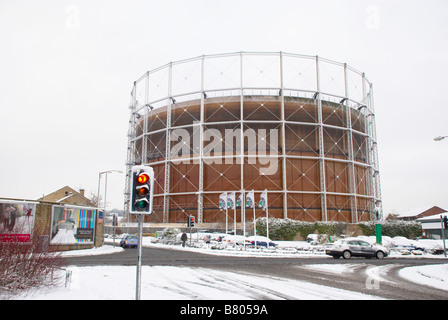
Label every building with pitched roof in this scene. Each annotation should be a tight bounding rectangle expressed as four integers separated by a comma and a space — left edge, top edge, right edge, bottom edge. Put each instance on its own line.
39, 186, 94, 207
393, 206, 446, 221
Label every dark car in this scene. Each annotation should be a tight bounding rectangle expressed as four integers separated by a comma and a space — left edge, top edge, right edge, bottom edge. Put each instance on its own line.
245, 236, 277, 248
120, 234, 138, 248
325, 238, 389, 259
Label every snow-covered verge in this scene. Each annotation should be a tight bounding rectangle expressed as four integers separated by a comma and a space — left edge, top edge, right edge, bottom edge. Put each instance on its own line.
5, 230, 447, 300
399, 264, 448, 291
8, 241, 448, 300
17, 265, 383, 300
60, 244, 124, 257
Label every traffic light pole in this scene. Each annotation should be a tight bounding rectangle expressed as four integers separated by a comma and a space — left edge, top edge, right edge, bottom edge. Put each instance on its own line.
129, 165, 154, 299
135, 214, 143, 300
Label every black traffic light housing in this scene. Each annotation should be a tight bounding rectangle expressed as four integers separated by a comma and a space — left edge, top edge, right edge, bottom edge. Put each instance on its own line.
443, 216, 448, 230
130, 165, 154, 215
187, 215, 195, 228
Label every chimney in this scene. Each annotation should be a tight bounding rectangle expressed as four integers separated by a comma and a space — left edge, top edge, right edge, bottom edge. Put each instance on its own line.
79, 189, 85, 197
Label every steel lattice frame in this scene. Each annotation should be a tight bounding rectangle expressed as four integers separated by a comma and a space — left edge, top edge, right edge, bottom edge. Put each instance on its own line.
125, 52, 382, 224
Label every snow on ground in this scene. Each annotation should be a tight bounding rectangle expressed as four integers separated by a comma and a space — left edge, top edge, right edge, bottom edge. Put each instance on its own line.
11, 234, 448, 300
399, 264, 448, 291
19, 265, 383, 300
300, 263, 402, 288
60, 244, 124, 257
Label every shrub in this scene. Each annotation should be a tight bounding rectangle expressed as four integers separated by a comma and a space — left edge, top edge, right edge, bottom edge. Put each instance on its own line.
0, 235, 65, 298
359, 220, 422, 239
163, 227, 181, 239
255, 218, 345, 241
256, 217, 422, 241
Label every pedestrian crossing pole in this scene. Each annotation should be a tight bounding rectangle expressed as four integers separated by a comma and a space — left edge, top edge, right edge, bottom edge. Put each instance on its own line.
375, 223, 382, 245
374, 207, 382, 245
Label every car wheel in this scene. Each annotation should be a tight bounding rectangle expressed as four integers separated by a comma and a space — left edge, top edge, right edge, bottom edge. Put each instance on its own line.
376, 251, 385, 259
342, 250, 351, 259
332, 255, 340, 259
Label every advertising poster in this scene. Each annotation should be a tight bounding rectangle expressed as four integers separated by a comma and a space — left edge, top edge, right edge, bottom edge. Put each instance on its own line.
51, 205, 96, 244
0, 200, 36, 242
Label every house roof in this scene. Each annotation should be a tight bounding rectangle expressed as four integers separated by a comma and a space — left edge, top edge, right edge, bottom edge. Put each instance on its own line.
417, 211, 448, 221
396, 206, 434, 218
396, 206, 445, 218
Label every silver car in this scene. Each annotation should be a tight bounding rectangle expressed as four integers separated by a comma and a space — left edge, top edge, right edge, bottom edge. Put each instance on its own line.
325, 238, 389, 259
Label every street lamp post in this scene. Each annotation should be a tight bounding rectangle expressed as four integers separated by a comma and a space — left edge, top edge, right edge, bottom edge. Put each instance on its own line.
97, 170, 123, 247
434, 136, 448, 254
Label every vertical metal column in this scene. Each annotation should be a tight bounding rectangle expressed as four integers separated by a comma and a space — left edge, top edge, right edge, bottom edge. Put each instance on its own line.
198, 55, 205, 224
316, 56, 327, 221
279, 52, 288, 219
163, 63, 173, 223
369, 83, 383, 218
362, 73, 376, 218
240, 52, 245, 225
344, 64, 358, 223
142, 72, 149, 165
124, 83, 137, 219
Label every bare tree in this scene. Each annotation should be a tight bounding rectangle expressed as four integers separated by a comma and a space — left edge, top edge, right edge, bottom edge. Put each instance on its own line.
0, 225, 65, 298
88, 191, 103, 208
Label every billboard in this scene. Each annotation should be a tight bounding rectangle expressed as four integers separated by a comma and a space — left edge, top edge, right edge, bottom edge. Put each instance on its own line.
50, 205, 96, 244
0, 200, 36, 242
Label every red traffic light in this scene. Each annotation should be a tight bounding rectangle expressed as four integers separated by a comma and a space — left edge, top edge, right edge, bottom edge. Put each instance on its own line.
188, 215, 195, 227
130, 165, 154, 215
137, 173, 149, 184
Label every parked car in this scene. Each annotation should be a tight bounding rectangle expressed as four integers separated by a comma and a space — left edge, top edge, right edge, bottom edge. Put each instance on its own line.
392, 236, 425, 252
222, 235, 247, 246
325, 238, 389, 259
245, 236, 277, 248
306, 234, 319, 243
120, 234, 138, 248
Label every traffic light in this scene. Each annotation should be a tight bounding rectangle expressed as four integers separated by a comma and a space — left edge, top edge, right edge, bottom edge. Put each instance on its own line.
130, 165, 154, 214
443, 216, 448, 230
188, 215, 195, 228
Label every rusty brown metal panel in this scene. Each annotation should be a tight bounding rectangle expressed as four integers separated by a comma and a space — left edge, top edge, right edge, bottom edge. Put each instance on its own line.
138, 95, 373, 224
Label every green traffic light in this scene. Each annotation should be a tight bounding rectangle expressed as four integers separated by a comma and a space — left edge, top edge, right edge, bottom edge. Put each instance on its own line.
136, 200, 147, 209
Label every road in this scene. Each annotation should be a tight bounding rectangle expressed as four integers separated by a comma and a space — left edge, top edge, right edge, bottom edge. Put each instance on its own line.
68, 246, 448, 300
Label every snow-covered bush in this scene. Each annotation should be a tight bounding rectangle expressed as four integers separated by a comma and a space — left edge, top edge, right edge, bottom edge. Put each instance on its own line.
162, 227, 181, 239
255, 217, 346, 241
255, 217, 422, 241
359, 220, 422, 239
0, 235, 65, 298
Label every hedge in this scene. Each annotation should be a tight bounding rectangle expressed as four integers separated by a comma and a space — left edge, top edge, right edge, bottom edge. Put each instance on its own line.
358, 220, 422, 239
255, 217, 422, 240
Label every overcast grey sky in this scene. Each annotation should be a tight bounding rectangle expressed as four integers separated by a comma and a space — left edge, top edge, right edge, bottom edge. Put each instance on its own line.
1, 0, 447, 215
